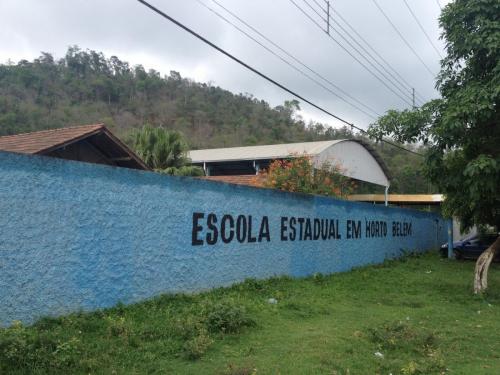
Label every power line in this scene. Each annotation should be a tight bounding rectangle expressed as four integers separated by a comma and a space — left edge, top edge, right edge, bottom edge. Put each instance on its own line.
332, 9, 428, 104
309, 0, 331, 34
435, 0, 443, 11
195, 0, 380, 119
371, 0, 436, 78
311, 1, 426, 106
136, 0, 423, 157
301, 0, 330, 23
205, 0, 380, 118
289, 0, 415, 107
311, 0, 328, 14
300, 0, 425, 107
307, 0, 428, 104
402, 0, 443, 59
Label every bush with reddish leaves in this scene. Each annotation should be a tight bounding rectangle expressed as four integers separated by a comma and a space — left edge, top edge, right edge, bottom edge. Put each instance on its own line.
257, 154, 355, 198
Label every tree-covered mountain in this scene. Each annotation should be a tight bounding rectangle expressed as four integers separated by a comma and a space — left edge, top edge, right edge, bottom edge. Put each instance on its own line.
0, 46, 430, 193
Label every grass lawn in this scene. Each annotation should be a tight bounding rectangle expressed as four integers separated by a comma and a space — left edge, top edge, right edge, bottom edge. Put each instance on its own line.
1, 252, 499, 374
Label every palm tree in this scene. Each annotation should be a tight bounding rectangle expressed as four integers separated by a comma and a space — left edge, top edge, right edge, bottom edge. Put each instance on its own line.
133, 125, 203, 176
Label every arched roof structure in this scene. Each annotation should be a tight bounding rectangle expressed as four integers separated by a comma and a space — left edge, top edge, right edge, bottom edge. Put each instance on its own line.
189, 139, 390, 187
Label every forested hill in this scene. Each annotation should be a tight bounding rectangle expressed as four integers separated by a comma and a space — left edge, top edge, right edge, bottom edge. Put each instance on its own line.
0, 47, 429, 193
0, 46, 331, 146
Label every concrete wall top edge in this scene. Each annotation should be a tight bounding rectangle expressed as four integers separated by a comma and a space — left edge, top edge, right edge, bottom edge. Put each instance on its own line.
0, 150, 441, 219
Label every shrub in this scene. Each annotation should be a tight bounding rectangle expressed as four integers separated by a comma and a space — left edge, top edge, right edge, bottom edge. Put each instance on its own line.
175, 299, 255, 360
52, 337, 81, 368
257, 154, 355, 198
369, 321, 437, 352
203, 300, 255, 334
312, 272, 326, 284
105, 315, 129, 338
182, 329, 213, 360
368, 321, 445, 374
175, 315, 205, 340
0, 321, 80, 371
240, 278, 266, 291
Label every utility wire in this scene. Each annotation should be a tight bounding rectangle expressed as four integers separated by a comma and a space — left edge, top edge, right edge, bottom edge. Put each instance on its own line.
307, 0, 427, 104
311, 0, 327, 13
304, 0, 425, 107
289, 0, 415, 107
333, 9, 428, 104
402, 0, 443, 59
302, 0, 330, 22
324, 10, 425, 104
300, 0, 422, 107
136, 0, 423, 156
196, 0, 380, 119
371, 0, 436, 77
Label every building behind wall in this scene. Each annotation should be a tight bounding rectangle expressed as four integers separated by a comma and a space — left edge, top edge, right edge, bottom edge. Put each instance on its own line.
188, 139, 391, 194
0, 124, 149, 170
349, 194, 477, 241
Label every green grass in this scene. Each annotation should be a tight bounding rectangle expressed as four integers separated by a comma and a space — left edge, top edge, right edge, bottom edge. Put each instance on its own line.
1, 252, 500, 374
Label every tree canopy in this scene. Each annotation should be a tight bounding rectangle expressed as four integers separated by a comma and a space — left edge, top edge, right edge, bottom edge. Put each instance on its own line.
133, 125, 203, 176
0, 46, 429, 193
369, 0, 499, 231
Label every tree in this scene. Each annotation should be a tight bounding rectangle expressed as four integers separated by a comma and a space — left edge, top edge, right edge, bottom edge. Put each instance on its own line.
368, 0, 499, 293
133, 125, 203, 176
0, 46, 429, 193
257, 155, 355, 198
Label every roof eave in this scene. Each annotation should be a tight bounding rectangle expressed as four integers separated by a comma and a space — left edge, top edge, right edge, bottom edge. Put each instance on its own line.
29, 124, 150, 171
100, 127, 151, 171
33, 126, 105, 155
190, 153, 315, 164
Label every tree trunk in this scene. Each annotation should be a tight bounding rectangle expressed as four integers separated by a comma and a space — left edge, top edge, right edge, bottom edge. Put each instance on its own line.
474, 236, 500, 293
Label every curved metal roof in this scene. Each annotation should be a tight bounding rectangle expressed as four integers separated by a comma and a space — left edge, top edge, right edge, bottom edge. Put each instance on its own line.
188, 139, 391, 187
189, 140, 342, 162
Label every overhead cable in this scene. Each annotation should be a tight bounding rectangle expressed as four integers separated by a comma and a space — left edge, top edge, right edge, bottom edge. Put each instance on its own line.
302, 0, 423, 106
402, 0, 443, 59
371, 0, 436, 77
307, 0, 428, 104
198, 0, 381, 119
136, 0, 423, 156
289, 0, 415, 107
333, 9, 428, 104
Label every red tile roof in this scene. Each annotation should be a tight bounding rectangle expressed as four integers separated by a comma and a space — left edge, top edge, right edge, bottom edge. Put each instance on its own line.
201, 174, 265, 187
0, 124, 105, 154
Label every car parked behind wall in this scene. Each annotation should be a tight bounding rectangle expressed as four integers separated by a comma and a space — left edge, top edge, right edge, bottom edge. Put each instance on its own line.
440, 233, 499, 260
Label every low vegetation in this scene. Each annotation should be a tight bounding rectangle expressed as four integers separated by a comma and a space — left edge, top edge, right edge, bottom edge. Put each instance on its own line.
258, 155, 355, 198
1, 253, 499, 374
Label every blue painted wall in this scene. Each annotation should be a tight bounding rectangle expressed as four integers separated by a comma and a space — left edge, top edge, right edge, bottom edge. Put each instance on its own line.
0, 151, 447, 325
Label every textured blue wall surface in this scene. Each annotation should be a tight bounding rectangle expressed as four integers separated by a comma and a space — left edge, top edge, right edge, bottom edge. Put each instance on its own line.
0, 151, 447, 325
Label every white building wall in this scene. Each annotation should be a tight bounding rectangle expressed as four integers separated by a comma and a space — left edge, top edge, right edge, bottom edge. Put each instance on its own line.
453, 217, 477, 241
315, 141, 390, 187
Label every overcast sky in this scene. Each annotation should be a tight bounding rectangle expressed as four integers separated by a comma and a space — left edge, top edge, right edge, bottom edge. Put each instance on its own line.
0, 0, 450, 129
